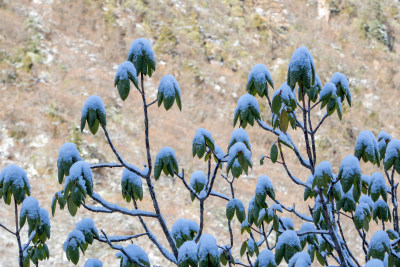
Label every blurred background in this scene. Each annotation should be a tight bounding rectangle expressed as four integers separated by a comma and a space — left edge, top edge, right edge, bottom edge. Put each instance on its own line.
0, 0, 399, 265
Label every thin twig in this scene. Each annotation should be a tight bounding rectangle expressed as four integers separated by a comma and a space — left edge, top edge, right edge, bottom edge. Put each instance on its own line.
0, 222, 15, 235
146, 98, 158, 107
100, 229, 145, 267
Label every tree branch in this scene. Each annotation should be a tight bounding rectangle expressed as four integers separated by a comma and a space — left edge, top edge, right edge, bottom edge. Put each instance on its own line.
100, 229, 145, 267
91, 193, 158, 217
0, 221, 15, 235
90, 163, 123, 169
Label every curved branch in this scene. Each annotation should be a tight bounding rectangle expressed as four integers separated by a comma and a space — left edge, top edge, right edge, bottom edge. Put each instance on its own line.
91, 193, 158, 218
257, 119, 311, 169
0, 222, 15, 235
96, 233, 147, 243
101, 123, 146, 178
100, 229, 145, 267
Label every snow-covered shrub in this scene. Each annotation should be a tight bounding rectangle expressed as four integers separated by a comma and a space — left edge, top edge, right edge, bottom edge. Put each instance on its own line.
47, 37, 400, 267
0, 165, 51, 266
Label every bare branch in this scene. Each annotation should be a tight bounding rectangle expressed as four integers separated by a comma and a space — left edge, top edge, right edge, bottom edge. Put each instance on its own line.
90, 163, 123, 169
146, 98, 158, 108
91, 193, 158, 218
0, 222, 15, 235
257, 119, 311, 169
313, 113, 328, 134
101, 123, 147, 178
96, 233, 147, 243
100, 229, 145, 267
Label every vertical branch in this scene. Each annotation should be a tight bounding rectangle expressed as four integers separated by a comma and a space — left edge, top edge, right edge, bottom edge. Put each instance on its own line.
300, 85, 314, 173
139, 73, 179, 259
141, 73, 152, 173
390, 168, 399, 232
195, 200, 205, 242
307, 98, 317, 165
14, 199, 23, 267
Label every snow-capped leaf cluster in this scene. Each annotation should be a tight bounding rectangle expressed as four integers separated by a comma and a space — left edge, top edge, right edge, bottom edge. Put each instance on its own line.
226, 198, 245, 223
226, 142, 252, 178
246, 63, 274, 98
127, 38, 156, 77
114, 61, 139, 101
121, 164, 143, 202
233, 93, 261, 128
192, 128, 215, 159
80, 95, 107, 135
0, 164, 30, 204
287, 46, 315, 90
171, 218, 199, 248
157, 74, 182, 111
354, 131, 380, 166
63, 161, 93, 216
154, 147, 179, 180
271, 82, 297, 132
57, 142, 81, 184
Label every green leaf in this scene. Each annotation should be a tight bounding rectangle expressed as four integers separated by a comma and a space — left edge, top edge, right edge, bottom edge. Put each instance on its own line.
279, 109, 289, 133
272, 95, 282, 115
226, 202, 235, 221
240, 241, 247, 257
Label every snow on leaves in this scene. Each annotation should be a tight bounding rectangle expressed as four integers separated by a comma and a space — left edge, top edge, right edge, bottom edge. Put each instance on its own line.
63, 161, 93, 216
330, 72, 351, 106
114, 61, 139, 101
288, 251, 311, 267
255, 175, 275, 206
154, 147, 178, 180
312, 161, 333, 189
354, 131, 380, 167
275, 230, 302, 264
246, 64, 274, 98
84, 258, 103, 267
20, 196, 40, 230
271, 83, 297, 132
197, 234, 219, 266
368, 172, 387, 202
190, 171, 207, 200
226, 198, 245, 223
57, 142, 81, 184
178, 241, 197, 266
116, 243, 150, 267
171, 218, 199, 248
354, 202, 372, 231
127, 38, 156, 77
378, 131, 391, 160
121, 164, 143, 202
373, 199, 391, 223
254, 249, 277, 267
64, 218, 99, 265
192, 128, 215, 159
233, 94, 261, 128
226, 142, 252, 178
367, 230, 391, 261
63, 230, 86, 265
228, 128, 251, 152
287, 46, 315, 90
338, 155, 362, 202
384, 139, 400, 173
319, 82, 343, 120
157, 74, 182, 111
80, 95, 107, 135
0, 164, 30, 204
